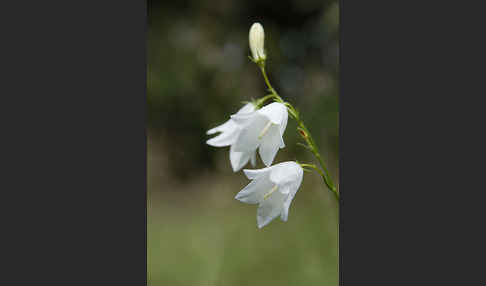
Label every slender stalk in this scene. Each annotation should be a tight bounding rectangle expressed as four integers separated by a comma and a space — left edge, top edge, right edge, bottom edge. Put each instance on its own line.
258, 65, 284, 103
257, 63, 339, 201
255, 94, 278, 108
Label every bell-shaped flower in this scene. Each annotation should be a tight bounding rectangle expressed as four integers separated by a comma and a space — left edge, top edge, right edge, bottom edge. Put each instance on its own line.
249, 22, 266, 62
231, 102, 288, 167
206, 103, 257, 172
235, 161, 304, 228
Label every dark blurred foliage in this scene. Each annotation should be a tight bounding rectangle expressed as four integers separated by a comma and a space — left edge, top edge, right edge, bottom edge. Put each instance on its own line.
148, 0, 339, 182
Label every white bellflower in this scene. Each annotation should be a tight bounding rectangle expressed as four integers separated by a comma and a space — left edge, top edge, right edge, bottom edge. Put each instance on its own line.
235, 161, 304, 228
231, 102, 288, 167
206, 103, 257, 172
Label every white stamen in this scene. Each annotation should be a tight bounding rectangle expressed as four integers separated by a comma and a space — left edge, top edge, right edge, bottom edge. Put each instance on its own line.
258, 121, 273, 139
263, 185, 278, 200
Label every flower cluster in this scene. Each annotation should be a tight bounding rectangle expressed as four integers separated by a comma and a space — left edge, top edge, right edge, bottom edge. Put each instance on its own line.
207, 99, 302, 228
206, 22, 307, 228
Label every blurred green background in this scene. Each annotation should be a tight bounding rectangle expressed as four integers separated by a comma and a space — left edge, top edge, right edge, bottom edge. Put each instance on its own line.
148, 0, 339, 285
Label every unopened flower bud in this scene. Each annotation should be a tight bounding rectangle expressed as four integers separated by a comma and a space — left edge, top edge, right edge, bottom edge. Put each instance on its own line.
249, 22, 266, 63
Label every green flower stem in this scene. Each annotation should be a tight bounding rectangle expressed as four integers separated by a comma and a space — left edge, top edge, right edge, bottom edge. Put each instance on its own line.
257, 63, 339, 201
255, 94, 279, 108
259, 65, 282, 102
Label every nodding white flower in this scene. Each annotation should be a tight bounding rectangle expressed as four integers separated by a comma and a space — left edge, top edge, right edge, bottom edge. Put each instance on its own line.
231, 102, 288, 167
235, 161, 304, 228
249, 22, 266, 62
206, 103, 257, 172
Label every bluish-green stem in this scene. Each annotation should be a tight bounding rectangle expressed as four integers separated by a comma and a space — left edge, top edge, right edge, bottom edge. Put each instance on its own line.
256, 62, 339, 201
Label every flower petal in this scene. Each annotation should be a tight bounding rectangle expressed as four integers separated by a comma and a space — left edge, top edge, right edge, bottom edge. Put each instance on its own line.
206, 127, 239, 147
250, 152, 257, 167
258, 102, 287, 125
280, 186, 296, 222
258, 125, 282, 166
279, 111, 288, 146
230, 112, 254, 125
232, 115, 267, 153
207, 103, 254, 137
243, 166, 271, 180
235, 177, 272, 204
275, 165, 303, 222
230, 145, 252, 172
257, 190, 288, 228
237, 103, 256, 114
206, 119, 236, 135
269, 161, 303, 185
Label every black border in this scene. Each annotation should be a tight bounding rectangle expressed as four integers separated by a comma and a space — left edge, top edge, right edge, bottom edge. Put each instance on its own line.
340, 0, 481, 285
2, 1, 147, 284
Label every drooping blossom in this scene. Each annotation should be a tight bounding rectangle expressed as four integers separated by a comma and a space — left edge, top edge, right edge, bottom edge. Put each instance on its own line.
231, 102, 288, 167
235, 161, 303, 228
206, 103, 257, 172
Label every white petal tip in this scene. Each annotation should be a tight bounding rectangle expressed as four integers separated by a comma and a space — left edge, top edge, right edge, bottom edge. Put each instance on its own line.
257, 217, 272, 229
234, 194, 246, 202
262, 160, 272, 167
257, 219, 265, 229
206, 139, 216, 146
231, 160, 245, 172
206, 138, 230, 147
257, 221, 270, 229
